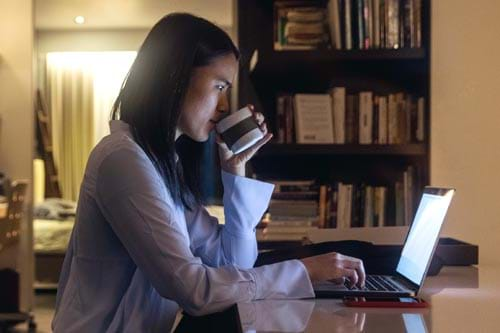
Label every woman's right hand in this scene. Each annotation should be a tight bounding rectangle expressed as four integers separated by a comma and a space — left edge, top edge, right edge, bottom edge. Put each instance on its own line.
300, 252, 366, 288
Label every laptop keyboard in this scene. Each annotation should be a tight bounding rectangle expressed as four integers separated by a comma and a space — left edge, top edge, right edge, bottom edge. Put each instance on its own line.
345, 275, 401, 292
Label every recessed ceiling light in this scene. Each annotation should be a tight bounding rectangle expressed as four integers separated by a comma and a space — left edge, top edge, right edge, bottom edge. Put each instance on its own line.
74, 16, 85, 25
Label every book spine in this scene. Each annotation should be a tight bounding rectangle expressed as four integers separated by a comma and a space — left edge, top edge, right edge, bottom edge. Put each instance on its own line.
318, 185, 328, 228
345, 94, 356, 143
377, 186, 387, 226
388, 93, 397, 144
351, 184, 361, 228
325, 185, 332, 227
414, 0, 422, 48
364, 185, 374, 227
293, 95, 303, 143
276, 95, 286, 143
380, 0, 386, 48
331, 87, 346, 143
387, 0, 399, 48
345, 184, 353, 228
345, 0, 353, 49
373, 0, 381, 48
403, 0, 413, 48
353, 94, 360, 143
416, 97, 425, 142
363, 0, 371, 49
378, 95, 388, 144
395, 180, 404, 226
337, 183, 345, 228
359, 91, 373, 144
405, 94, 412, 143
287, 95, 295, 143
399, 0, 405, 48
329, 183, 339, 228
396, 92, 405, 144
373, 95, 379, 143
328, 0, 342, 49
357, 0, 365, 49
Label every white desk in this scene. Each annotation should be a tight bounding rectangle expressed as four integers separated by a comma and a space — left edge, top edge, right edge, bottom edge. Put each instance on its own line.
238, 265, 499, 332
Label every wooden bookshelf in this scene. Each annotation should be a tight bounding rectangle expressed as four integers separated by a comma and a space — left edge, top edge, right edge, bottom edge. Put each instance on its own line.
237, 0, 431, 244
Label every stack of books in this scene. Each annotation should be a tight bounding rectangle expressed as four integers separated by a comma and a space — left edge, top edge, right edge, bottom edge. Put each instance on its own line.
322, 165, 416, 229
327, 0, 422, 50
275, 90, 425, 145
259, 180, 320, 240
274, 1, 329, 50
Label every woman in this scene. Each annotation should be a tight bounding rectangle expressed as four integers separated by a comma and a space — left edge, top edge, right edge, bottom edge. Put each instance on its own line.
52, 13, 365, 332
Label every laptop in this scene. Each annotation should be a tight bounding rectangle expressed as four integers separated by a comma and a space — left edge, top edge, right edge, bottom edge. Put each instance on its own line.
313, 187, 455, 298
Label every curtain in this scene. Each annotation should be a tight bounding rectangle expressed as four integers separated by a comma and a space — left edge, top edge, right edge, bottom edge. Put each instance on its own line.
46, 54, 95, 201
45, 52, 136, 201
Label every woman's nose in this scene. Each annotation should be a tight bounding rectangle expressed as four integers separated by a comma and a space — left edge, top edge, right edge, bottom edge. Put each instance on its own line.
217, 92, 230, 113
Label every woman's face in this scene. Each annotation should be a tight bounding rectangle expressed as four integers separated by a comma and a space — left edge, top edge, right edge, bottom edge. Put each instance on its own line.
177, 53, 238, 142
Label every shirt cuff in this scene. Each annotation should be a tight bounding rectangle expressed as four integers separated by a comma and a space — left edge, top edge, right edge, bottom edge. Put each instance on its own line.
221, 170, 274, 237
251, 260, 315, 300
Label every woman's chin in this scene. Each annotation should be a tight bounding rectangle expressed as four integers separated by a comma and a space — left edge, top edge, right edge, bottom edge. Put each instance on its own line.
187, 132, 210, 142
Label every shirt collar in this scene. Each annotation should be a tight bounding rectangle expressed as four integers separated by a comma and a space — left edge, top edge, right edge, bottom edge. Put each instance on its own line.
109, 119, 179, 162
109, 120, 132, 134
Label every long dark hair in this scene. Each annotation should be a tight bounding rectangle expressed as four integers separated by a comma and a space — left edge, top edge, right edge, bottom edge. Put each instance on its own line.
111, 13, 239, 210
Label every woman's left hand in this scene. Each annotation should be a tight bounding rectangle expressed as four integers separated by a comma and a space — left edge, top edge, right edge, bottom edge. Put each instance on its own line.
216, 104, 273, 176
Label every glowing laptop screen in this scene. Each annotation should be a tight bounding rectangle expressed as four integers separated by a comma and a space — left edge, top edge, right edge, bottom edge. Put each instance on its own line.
396, 190, 454, 285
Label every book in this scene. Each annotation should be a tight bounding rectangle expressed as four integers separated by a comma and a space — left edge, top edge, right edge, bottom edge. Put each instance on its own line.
359, 91, 374, 144
387, 93, 398, 144
285, 22, 326, 36
356, 0, 364, 49
416, 97, 425, 141
363, 185, 375, 227
276, 95, 286, 143
378, 95, 388, 144
318, 185, 328, 228
330, 87, 346, 143
329, 183, 339, 228
285, 95, 295, 143
294, 94, 334, 143
327, 0, 342, 49
374, 186, 387, 226
274, 2, 328, 50
373, 0, 381, 48
394, 180, 404, 226
387, 0, 400, 48
287, 8, 326, 22
414, 0, 422, 47
344, 0, 353, 49
363, 0, 371, 49
373, 96, 379, 143
345, 94, 356, 143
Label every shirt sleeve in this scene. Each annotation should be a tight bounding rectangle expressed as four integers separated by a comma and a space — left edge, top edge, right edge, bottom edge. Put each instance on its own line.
95, 146, 314, 316
186, 170, 274, 269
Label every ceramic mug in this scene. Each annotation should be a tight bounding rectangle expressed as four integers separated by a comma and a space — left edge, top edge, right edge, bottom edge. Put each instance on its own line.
215, 106, 264, 154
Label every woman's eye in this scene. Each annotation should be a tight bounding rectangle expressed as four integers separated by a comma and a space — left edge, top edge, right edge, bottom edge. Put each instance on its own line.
216, 85, 225, 92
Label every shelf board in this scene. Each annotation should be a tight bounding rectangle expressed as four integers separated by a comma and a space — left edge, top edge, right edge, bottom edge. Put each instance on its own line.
256, 143, 427, 156
249, 48, 427, 81
266, 48, 426, 61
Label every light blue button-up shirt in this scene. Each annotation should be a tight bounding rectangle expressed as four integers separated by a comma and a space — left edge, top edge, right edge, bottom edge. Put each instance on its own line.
52, 120, 314, 332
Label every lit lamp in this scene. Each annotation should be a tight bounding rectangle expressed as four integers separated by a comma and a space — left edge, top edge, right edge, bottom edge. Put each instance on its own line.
74, 16, 85, 25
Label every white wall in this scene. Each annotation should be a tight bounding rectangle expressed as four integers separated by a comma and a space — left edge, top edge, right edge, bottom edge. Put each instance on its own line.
432, 0, 500, 265
0, 0, 34, 310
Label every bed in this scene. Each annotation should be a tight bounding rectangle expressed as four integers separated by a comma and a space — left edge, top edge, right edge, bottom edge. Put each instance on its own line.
33, 218, 74, 288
